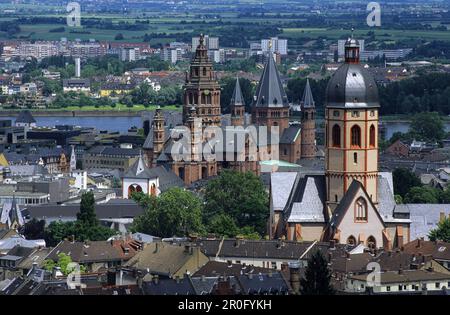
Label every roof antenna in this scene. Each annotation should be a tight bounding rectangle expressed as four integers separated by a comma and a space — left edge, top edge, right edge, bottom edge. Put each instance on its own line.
351, 27, 355, 39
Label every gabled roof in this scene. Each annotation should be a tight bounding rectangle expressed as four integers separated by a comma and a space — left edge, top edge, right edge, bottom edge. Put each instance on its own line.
253, 54, 289, 108
230, 77, 245, 107
15, 110, 36, 124
329, 180, 385, 229
123, 155, 158, 180
300, 79, 315, 108
0, 197, 25, 229
280, 125, 301, 144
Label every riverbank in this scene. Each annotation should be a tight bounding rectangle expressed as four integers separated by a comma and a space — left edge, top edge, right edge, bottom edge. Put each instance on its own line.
0, 105, 182, 117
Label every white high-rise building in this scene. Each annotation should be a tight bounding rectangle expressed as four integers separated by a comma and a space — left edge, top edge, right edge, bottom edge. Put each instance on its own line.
192, 35, 219, 51
75, 57, 81, 78
261, 37, 288, 55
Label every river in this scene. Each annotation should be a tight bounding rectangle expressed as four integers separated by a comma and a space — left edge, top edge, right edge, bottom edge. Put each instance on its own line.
4, 115, 450, 138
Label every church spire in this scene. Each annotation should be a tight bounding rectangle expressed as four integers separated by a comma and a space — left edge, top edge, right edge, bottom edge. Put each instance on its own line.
300, 79, 317, 159
300, 79, 315, 109
70, 145, 77, 171
231, 77, 245, 126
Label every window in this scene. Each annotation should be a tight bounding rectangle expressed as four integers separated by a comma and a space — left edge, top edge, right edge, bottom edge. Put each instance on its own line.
370, 110, 375, 117
271, 262, 277, 269
352, 111, 360, 117
399, 285, 403, 291
355, 197, 368, 222
367, 236, 377, 250
370, 125, 376, 148
435, 282, 440, 289
353, 152, 358, 164
351, 125, 361, 147
347, 235, 356, 245
386, 286, 391, 292
333, 110, 340, 117
332, 124, 341, 147
335, 195, 338, 202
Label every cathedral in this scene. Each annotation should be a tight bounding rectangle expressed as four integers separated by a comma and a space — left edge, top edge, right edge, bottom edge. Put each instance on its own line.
144, 34, 314, 185
270, 37, 411, 250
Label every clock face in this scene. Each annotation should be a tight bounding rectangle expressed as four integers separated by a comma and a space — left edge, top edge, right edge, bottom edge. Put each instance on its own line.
204, 90, 210, 95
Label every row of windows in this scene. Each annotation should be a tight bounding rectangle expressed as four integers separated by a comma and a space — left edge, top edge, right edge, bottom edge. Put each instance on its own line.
85, 159, 125, 166
332, 110, 376, 117
331, 124, 376, 148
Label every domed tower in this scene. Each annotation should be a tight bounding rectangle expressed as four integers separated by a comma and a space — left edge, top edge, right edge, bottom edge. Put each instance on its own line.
183, 34, 221, 129
300, 79, 316, 159
325, 37, 380, 211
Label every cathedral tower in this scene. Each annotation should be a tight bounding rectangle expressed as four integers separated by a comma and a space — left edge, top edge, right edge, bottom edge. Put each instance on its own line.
252, 53, 290, 135
152, 106, 165, 167
230, 77, 245, 126
183, 34, 221, 129
325, 37, 380, 211
300, 79, 316, 159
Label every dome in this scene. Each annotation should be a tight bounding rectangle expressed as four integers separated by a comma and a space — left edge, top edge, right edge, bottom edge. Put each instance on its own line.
325, 63, 380, 108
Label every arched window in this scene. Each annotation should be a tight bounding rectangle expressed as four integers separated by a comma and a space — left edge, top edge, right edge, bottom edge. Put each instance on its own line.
353, 152, 358, 164
332, 125, 341, 148
203, 67, 207, 76
304, 112, 309, 120
370, 125, 376, 148
355, 197, 368, 222
347, 235, 356, 246
150, 184, 157, 197
367, 236, 377, 249
351, 125, 361, 147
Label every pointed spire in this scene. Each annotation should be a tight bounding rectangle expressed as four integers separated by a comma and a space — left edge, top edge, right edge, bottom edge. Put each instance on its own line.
70, 145, 76, 171
253, 53, 289, 108
230, 77, 245, 107
301, 79, 315, 109
135, 153, 146, 176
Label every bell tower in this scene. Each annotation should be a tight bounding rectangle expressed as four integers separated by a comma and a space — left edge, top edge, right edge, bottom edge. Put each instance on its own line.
183, 34, 221, 129
152, 106, 165, 167
230, 77, 245, 126
325, 36, 380, 211
300, 79, 316, 159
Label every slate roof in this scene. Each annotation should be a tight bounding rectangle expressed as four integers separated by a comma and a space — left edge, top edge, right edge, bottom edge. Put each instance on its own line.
0, 197, 25, 229
326, 63, 380, 109
237, 272, 290, 295
406, 205, 450, 240
123, 155, 158, 180
46, 240, 125, 263
270, 172, 298, 211
190, 277, 218, 295
300, 79, 315, 108
142, 277, 196, 295
280, 125, 301, 144
86, 146, 140, 157
230, 77, 245, 107
193, 261, 273, 277
349, 269, 450, 284
0, 236, 44, 252
24, 202, 144, 221
253, 54, 289, 108
15, 110, 36, 124
284, 174, 326, 223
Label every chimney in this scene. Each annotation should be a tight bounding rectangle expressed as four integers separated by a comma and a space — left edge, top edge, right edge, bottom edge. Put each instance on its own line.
329, 240, 336, 249
440, 211, 445, 223
153, 275, 159, 285
201, 275, 206, 282
175, 276, 181, 284
288, 262, 301, 295
416, 239, 422, 248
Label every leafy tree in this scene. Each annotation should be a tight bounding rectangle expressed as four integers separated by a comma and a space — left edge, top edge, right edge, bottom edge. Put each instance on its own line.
429, 217, 450, 242
208, 214, 240, 238
300, 250, 335, 295
22, 218, 46, 240
43, 253, 86, 276
77, 191, 97, 226
409, 112, 445, 142
393, 168, 422, 198
404, 186, 440, 204
203, 170, 269, 236
132, 188, 204, 237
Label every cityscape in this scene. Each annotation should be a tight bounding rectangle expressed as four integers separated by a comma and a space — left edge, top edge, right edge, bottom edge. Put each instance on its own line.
0, 0, 450, 300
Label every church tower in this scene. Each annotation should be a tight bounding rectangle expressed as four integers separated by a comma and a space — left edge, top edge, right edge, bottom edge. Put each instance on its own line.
252, 52, 290, 135
152, 106, 165, 167
325, 37, 380, 211
300, 79, 316, 159
230, 77, 245, 126
183, 34, 221, 129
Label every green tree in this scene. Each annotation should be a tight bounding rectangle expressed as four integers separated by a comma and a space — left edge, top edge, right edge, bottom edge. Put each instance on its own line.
77, 191, 97, 226
429, 217, 450, 242
203, 170, 269, 236
409, 112, 445, 142
393, 168, 422, 198
132, 188, 204, 237
43, 253, 86, 276
22, 218, 46, 240
300, 250, 335, 295
208, 214, 240, 238
404, 186, 440, 204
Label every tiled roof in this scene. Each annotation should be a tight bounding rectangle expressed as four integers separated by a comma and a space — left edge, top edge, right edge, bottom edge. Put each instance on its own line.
270, 172, 298, 211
